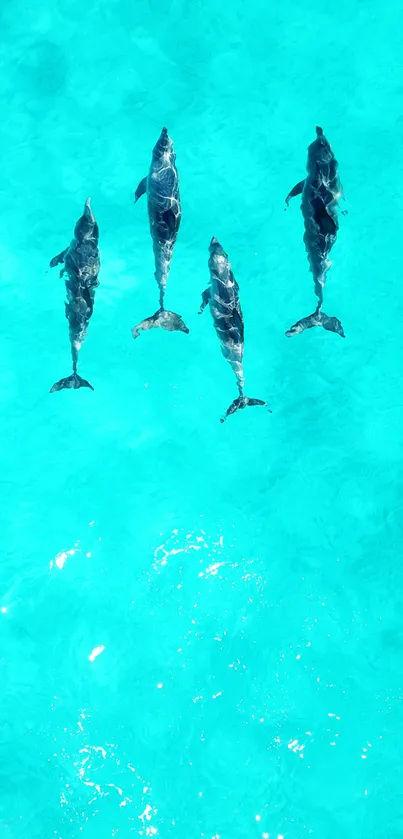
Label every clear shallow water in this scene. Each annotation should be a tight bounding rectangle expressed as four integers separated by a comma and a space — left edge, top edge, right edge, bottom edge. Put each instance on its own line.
1, 0, 403, 837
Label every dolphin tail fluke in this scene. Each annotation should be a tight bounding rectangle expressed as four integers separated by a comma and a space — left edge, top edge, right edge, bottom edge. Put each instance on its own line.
50, 373, 94, 393
159, 310, 190, 335
220, 396, 269, 423
285, 311, 345, 338
132, 309, 189, 339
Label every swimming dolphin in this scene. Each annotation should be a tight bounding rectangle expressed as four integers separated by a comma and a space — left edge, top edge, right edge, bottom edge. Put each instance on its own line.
132, 127, 189, 339
285, 126, 345, 338
49, 198, 100, 392
199, 237, 268, 423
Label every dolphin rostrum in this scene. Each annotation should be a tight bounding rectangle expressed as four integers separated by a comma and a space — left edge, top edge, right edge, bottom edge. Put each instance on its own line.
132, 127, 189, 340
285, 126, 345, 338
49, 198, 100, 392
199, 237, 268, 423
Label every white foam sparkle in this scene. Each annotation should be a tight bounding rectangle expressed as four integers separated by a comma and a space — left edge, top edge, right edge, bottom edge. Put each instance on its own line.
88, 646, 105, 662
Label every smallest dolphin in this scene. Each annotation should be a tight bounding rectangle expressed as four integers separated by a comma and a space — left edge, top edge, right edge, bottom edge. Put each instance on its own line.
199, 237, 268, 423
49, 198, 100, 392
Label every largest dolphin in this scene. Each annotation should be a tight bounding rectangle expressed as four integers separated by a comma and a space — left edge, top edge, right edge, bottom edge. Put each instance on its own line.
132, 127, 189, 340
49, 198, 100, 392
285, 126, 345, 338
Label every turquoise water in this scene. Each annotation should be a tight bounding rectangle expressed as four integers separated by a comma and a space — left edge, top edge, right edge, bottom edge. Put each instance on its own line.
1, 0, 403, 836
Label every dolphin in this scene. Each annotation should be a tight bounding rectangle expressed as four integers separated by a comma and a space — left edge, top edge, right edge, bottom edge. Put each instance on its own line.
132, 127, 189, 339
285, 126, 345, 338
199, 237, 268, 423
49, 198, 100, 392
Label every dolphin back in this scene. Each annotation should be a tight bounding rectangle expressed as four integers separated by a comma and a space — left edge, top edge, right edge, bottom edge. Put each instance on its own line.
208, 239, 244, 350
298, 127, 342, 312
206, 238, 268, 421
50, 198, 100, 393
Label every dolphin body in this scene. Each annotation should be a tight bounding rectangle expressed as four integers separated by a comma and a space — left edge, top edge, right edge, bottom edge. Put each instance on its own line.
49, 198, 100, 392
285, 126, 345, 338
199, 237, 268, 423
132, 127, 189, 340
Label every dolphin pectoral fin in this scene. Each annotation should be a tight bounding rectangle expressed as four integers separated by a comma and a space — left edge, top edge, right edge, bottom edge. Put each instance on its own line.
134, 177, 147, 203
49, 248, 68, 268
285, 179, 305, 208
50, 373, 94, 392
220, 396, 269, 423
286, 311, 345, 337
198, 288, 211, 314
